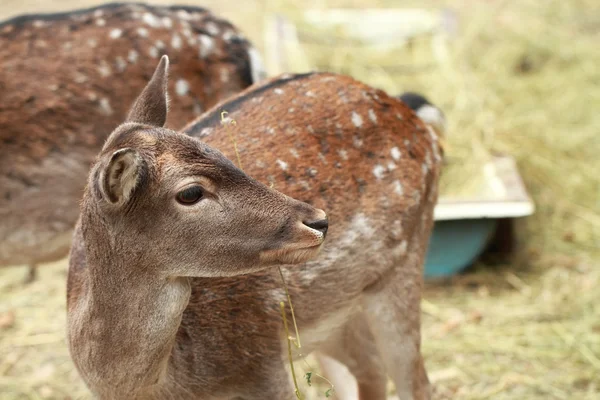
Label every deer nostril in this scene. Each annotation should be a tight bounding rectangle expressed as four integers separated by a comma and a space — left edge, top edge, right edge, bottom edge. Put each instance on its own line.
303, 218, 328, 236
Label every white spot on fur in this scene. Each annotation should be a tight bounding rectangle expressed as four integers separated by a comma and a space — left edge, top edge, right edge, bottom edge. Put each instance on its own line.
391, 220, 403, 239
109, 28, 122, 39
288, 108, 295, 113
394, 180, 404, 195
267, 288, 286, 304
368, 109, 378, 123
86, 91, 98, 101
32, 20, 46, 28
318, 153, 328, 164
256, 160, 267, 169
93, 9, 104, 18
171, 34, 182, 49
338, 149, 348, 161
95, 18, 106, 27
176, 10, 192, 20
137, 27, 149, 38
155, 40, 166, 49
74, 73, 87, 83
205, 21, 219, 35
300, 180, 310, 190
181, 26, 192, 38
276, 160, 288, 171
128, 49, 139, 63
412, 190, 421, 204
149, 46, 159, 58
199, 127, 214, 138
290, 149, 300, 158
387, 161, 397, 171
274, 88, 284, 95
425, 151, 432, 168
199, 35, 214, 58
99, 98, 113, 115
305, 90, 315, 97
115, 56, 127, 72
353, 136, 363, 148
427, 126, 442, 162
373, 164, 386, 180
340, 213, 376, 248
222, 29, 234, 41
396, 113, 404, 120
175, 79, 190, 96
396, 240, 408, 256
307, 168, 318, 177
97, 62, 111, 77
391, 147, 401, 161
220, 69, 229, 83
87, 38, 98, 48
143, 13, 161, 28
351, 111, 363, 128
162, 17, 173, 29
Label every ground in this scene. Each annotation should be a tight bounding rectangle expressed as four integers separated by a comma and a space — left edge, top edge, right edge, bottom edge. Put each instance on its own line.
1, 0, 599, 399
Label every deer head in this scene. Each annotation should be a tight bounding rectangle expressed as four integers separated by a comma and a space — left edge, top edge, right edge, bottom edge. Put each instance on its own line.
83, 56, 328, 278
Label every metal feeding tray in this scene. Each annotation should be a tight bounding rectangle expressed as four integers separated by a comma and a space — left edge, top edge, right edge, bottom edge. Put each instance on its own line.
263, 10, 535, 278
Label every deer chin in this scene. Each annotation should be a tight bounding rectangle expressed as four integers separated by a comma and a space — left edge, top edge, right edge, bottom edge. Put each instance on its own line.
259, 243, 324, 265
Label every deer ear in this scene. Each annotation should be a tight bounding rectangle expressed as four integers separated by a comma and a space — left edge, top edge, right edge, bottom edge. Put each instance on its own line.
126, 55, 169, 127
100, 148, 144, 205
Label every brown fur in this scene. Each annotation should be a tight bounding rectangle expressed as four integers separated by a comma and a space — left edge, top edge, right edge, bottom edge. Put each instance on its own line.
67, 59, 443, 399
0, 3, 263, 271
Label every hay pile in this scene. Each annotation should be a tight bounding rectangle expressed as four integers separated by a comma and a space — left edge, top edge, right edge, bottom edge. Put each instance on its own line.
0, 0, 598, 399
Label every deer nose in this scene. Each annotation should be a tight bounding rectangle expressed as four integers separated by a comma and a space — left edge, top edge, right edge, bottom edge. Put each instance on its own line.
303, 218, 329, 236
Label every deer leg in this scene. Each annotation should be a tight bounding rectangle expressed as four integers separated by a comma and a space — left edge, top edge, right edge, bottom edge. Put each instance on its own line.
361, 251, 431, 400
316, 313, 388, 400
24, 264, 37, 284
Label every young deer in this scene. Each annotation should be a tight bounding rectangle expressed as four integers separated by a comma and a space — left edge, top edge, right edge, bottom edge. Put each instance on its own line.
68, 57, 444, 400
0, 2, 264, 281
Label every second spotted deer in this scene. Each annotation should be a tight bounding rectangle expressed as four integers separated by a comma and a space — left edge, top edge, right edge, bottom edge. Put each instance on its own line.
186, 73, 446, 399
68, 57, 444, 399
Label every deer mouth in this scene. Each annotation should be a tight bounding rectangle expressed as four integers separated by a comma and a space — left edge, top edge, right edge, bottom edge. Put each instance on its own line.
259, 242, 324, 265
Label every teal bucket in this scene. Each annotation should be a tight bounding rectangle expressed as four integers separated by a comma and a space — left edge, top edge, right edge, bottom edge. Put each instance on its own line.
424, 219, 498, 279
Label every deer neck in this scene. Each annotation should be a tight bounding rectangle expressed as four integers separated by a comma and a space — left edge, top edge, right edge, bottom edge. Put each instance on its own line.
71, 218, 192, 395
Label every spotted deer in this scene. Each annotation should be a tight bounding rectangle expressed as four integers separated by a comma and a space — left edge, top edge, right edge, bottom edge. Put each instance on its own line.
67, 56, 444, 399
0, 2, 264, 281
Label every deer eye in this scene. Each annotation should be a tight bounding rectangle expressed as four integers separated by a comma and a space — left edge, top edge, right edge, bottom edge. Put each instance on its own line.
176, 186, 204, 205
